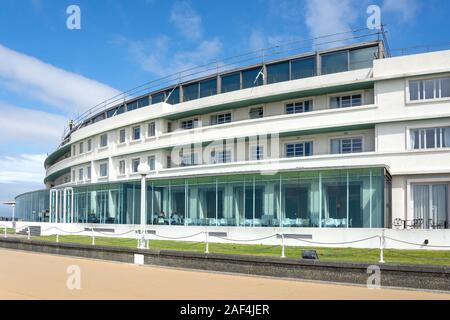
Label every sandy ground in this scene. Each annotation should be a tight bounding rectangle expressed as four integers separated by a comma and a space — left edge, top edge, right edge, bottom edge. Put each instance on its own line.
0, 248, 448, 300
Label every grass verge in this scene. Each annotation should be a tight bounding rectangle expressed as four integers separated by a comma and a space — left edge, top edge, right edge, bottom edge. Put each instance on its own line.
32, 235, 450, 266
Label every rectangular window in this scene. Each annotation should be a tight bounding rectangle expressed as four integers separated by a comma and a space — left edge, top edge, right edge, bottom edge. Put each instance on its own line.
285, 100, 312, 114
181, 118, 199, 130
167, 156, 172, 169
132, 159, 140, 173
211, 113, 232, 125
164, 87, 180, 105
221, 73, 241, 93
99, 163, 108, 178
167, 122, 172, 133
183, 82, 199, 102
349, 46, 378, 70
211, 150, 232, 164
119, 160, 126, 175
72, 145, 76, 156
251, 146, 264, 161
79, 142, 84, 154
151, 92, 165, 104
199, 78, 217, 98
119, 129, 126, 144
132, 126, 141, 141
291, 56, 316, 80
249, 107, 264, 119
72, 170, 75, 182
148, 156, 155, 171
267, 61, 290, 84
78, 168, 84, 181
242, 67, 264, 89
410, 127, 450, 150
181, 154, 198, 167
409, 77, 450, 101
87, 139, 92, 151
285, 142, 313, 158
99, 134, 108, 148
330, 94, 362, 109
321, 51, 348, 75
148, 122, 156, 137
107, 105, 125, 118
331, 137, 363, 154
87, 166, 91, 180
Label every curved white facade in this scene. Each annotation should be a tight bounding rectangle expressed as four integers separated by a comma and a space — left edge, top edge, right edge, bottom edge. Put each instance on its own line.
16, 41, 450, 230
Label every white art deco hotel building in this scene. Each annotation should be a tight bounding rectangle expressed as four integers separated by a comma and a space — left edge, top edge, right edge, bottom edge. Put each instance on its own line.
14, 40, 450, 235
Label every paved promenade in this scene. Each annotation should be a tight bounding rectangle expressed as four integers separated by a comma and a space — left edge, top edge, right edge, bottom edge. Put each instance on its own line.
0, 249, 448, 300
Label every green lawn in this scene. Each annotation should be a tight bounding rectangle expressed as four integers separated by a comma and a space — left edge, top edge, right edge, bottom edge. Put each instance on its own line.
33, 235, 450, 266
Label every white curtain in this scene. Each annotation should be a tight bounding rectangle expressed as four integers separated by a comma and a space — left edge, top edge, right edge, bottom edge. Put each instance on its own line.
413, 185, 429, 226
432, 184, 448, 226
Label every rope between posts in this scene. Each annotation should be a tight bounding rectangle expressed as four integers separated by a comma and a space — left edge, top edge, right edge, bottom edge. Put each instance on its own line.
291, 235, 380, 246
384, 236, 450, 249
94, 229, 137, 237
54, 227, 86, 235
212, 234, 278, 243
152, 231, 205, 240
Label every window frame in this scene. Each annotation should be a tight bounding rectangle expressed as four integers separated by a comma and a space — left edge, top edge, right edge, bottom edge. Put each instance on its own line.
284, 141, 314, 158
98, 163, 109, 178
99, 134, 108, 148
406, 75, 450, 104
147, 156, 156, 171
118, 129, 127, 144
249, 106, 264, 119
329, 135, 364, 154
408, 125, 450, 150
284, 99, 313, 114
147, 122, 156, 138
132, 126, 141, 141
329, 91, 364, 109
210, 111, 232, 126
131, 158, 140, 174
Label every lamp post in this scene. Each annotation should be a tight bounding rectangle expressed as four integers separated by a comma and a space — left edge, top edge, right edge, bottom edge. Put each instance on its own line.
2, 202, 16, 228
137, 163, 151, 249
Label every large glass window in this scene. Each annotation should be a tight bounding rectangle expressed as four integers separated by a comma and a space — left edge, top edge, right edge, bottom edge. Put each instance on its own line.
165, 87, 180, 105
409, 77, 450, 101
183, 82, 199, 102
199, 78, 217, 98
349, 46, 378, 70
151, 92, 165, 104
17, 168, 388, 228
321, 51, 348, 75
221, 73, 241, 93
410, 127, 450, 150
413, 184, 448, 229
211, 150, 232, 164
291, 56, 316, 80
242, 67, 264, 89
267, 61, 290, 84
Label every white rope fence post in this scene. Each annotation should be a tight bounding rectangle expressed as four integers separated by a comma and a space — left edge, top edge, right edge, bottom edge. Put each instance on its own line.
3, 226, 7, 239
379, 229, 385, 264
27, 226, 31, 240
56, 227, 59, 243
205, 230, 209, 254
91, 227, 95, 246
280, 233, 286, 258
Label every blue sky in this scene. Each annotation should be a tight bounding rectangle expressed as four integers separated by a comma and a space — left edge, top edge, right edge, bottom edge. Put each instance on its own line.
0, 0, 449, 216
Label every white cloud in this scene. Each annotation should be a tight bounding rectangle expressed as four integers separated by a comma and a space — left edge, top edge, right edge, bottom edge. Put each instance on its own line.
382, 0, 420, 23
117, 36, 222, 78
0, 43, 121, 116
0, 102, 66, 146
304, 0, 358, 48
169, 1, 203, 41
0, 154, 46, 184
